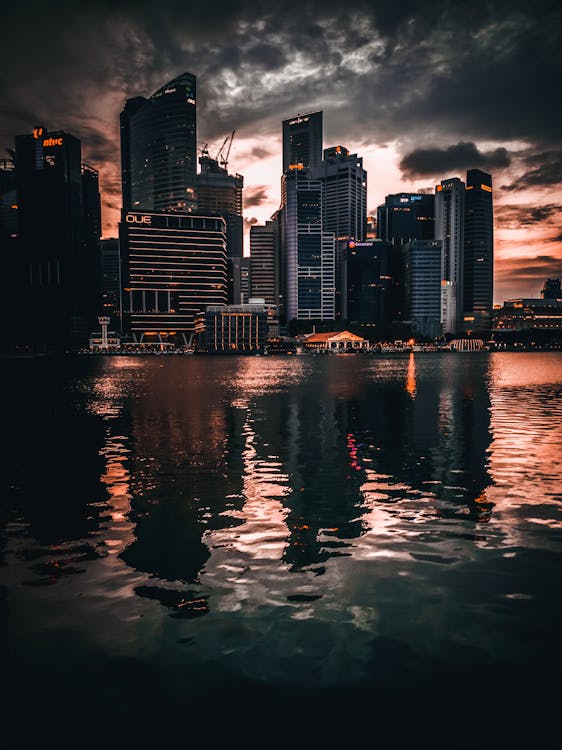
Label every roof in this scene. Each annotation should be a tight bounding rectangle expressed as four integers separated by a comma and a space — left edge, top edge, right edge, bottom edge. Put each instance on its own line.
304, 330, 366, 343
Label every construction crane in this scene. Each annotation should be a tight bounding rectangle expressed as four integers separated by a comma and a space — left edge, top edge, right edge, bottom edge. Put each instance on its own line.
216, 130, 235, 170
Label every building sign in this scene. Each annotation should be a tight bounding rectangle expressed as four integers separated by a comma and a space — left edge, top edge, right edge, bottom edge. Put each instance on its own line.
126, 214, 152, 225
33, 127, 45, 139
43, 137, 63, 147
348, 240, 375, 249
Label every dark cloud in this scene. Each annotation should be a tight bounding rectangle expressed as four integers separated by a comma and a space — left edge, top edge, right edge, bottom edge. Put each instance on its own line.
399, 142, 511, 179
1, 0, 562, 299
244, 186, 270, 208
495, 204, 562, 229
503, 151, 562, 191
496, 255, 562, 280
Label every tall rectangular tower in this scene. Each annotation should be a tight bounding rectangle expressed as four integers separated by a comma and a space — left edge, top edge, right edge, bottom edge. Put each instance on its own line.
15, 127, 97, 347
312, 146, 367, 319
282, 168, 335, 322
282, 112, 323, 172
435, 177, 465, 334
463, 169, 493, 331
250, 220, 279, 307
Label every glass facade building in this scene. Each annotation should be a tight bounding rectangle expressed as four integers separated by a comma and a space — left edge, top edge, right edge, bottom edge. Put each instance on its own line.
282, 169, 335, 322
403, 239, 443, 338
121, 73, 197, 213
435, 177, 465, 334
463, 169, 493, 331
282, 112, 323, 172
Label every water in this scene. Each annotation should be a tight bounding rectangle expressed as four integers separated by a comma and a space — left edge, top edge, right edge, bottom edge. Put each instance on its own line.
2, 352, 561, 736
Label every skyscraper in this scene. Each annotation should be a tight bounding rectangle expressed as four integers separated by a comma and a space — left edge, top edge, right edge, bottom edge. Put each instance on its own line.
312, 146, 367, 319
376, 193, 435, 245
463, 169, 493, 331
541, 278, 562, 299
282, 168, 335, 322
0, 158, 18, 351
250, 220, 279, 307
282, 112, 323, 172
403, 239, 443, 338
14, 127, 100, 347
435, 177, 465, 334
197, 149, 243, 258
376, 192, 435, 324
121, 73, 197, 213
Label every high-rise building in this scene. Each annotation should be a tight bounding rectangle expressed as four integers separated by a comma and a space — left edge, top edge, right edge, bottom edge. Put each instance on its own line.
197, 150, 243, 258
250, 220, 279, 307
14, 127, 100, 347
435, 177, 465, 334
347, 239, 392, 325
227, 256, 251, 305
463, 169, 493, 331
403, 239, 443, 339
282, 112, 323, 172
312, 146, 367, 319
120, 73, 197, 213
376, 193, 435, 245
100, 238, 122, 327
376, 193, 435, 325
541, 278, 562, 299
82, 163, 102, 332
119, 210, 226, 345
0, 159, 18, 351
282, 168, 335, 322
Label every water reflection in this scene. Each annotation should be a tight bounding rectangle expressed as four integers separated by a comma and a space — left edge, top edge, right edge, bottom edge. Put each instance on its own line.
2, 352, 562, 720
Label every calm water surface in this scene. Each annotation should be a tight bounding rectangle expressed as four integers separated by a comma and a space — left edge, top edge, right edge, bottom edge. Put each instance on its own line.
2, 352, 562, 733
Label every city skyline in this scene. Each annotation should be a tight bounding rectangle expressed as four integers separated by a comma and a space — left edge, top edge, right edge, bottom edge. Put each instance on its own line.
1, 0, 561, 303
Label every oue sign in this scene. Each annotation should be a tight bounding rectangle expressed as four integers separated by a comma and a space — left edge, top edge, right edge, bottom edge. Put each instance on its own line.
126, 214, 152, 225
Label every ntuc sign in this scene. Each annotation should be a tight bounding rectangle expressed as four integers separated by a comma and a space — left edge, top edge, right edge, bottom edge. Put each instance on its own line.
126, 214, 152, 225
43, 137, 63, 147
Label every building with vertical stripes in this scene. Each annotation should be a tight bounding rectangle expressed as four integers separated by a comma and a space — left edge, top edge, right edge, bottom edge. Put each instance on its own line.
282, 168, 335, 322
463, 169, 493, 332
435, 177, 465, 334
120, 211, 226, 346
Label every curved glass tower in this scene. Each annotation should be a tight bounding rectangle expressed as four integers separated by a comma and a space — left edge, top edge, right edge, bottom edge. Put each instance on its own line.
125, 73, 197, 213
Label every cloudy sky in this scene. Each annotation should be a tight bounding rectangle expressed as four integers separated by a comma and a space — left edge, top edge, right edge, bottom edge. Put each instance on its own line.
2, 0, 561, 302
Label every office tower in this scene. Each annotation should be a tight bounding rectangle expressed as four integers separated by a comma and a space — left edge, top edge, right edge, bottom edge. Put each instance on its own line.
120, 73, 197, 213
14, 127, 100, 347
541, 278, 562, 299
282, 111, 323, 172
282, 168, 335, 322
100, 238, 122, 326
227, 256, 251, 305
120, 96, 146, 211
250, 220, 279, 306
0, 159, 18, 351
376, 193, 435, 244
435, 177, 465, 335
403, 239, 443, 338
312, 146, 367, 319
347, 239, 392, 324
197, 147, 243, 258
119, 210, 226, 345
82, 163, 102, 331
463, 169, 493, 331
376, 193, 435, 324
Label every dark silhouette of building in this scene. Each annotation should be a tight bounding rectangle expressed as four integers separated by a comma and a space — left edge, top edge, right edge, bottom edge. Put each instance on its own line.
82, 163, 102, 332
376, 192, 435, 324
541, 278, 561, 299
403, 239, 443, 338
120, 73, 197, 213
250, 220, 279, 307
347, 239, 392, 325
282, 111, 323, 172
100, 238, 122, 328
0, 158, 18, 351
463, 169, 493, 331
14, 128, 100, 348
